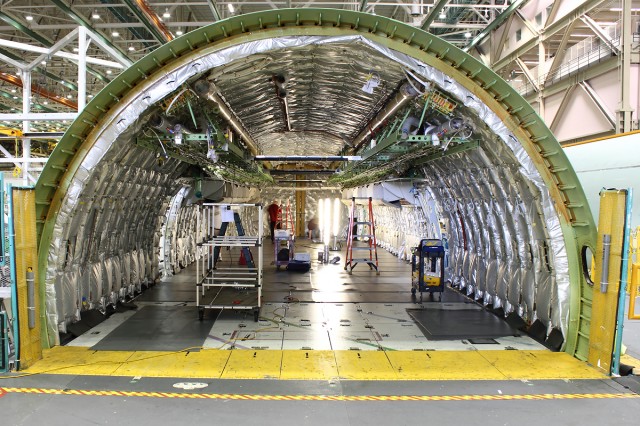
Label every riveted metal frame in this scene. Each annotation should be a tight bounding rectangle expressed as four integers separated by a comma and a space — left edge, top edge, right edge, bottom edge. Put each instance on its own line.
35, 9, 596, 358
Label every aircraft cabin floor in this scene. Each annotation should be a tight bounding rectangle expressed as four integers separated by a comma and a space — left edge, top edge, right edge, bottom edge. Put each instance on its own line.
2, 240, 640, 424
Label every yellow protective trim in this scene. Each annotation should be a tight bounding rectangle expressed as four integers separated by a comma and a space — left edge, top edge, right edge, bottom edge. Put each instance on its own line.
1, 386, 637, 401
18, 347, 606, 381
13, 189, 42, 369
588, 190, 627, 374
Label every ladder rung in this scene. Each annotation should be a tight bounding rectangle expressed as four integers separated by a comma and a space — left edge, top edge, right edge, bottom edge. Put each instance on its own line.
350, 247, 375, 250
351, 197, 372, 200
354, 221, 372, 225
348, 258, 377, 263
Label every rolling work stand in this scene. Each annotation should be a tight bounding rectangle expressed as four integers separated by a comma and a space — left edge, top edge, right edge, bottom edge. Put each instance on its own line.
274, 229, 294, 270
196, 203, 263, 321
411, 239, 445, 302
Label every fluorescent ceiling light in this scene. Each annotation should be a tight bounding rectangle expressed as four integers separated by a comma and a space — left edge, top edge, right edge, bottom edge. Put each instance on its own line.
464, 32, 471, 38
25, 15, 33, 21
439, 11, 446, 19
73, 47, 79, 52
176, 30, 183, 35
43, 101, 48, 105
106, 70, 112, 74
128, 45, 135, 51
112, 31, 119, 37
228, 4, 235, 13
92, 11, 100, 20
67, 94, 72, 99
163, 9, 171, 18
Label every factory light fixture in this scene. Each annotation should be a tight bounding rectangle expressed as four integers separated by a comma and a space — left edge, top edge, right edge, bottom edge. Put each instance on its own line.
176, 29, 183, 35
228, 3, 235, 13
163, 8, 171, 18
25, 15, 33, 21
464, 32, 472, 38
112, 31, 120, 37
106, 70, 112, 74
128, 45, 135, 51
439, 11, 446, 19
92, 10, 100, 20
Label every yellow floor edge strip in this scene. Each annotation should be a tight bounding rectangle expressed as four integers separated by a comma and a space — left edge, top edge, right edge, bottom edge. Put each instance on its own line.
13, 347, 608, 381
1, 387, 637, 401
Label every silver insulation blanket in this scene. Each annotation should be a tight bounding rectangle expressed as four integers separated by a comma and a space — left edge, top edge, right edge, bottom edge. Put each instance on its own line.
44, 34, 570, 342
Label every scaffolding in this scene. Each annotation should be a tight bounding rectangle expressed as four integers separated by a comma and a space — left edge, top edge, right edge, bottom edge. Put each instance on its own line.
196, 203, 263, 322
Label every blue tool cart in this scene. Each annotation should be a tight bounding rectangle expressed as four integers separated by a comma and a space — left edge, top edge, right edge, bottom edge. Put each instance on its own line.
411, 239, 446, 301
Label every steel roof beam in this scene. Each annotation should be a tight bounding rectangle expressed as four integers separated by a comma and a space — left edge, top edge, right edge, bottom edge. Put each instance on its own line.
49, 0, 132, 66
464, 0, 527, 52
420, 0, 450, 31
0, 48, 78, 92
122, 0, 174, 43
0, 73, 78, 110
207, 0, 223, 21
491, 0, 607, 72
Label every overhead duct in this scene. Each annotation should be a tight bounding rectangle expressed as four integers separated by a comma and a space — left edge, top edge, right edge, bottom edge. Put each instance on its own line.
193, 79, 259, 156
351, 83, 420, 151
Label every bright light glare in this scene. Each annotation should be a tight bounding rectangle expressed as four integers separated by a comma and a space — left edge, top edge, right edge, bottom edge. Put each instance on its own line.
318, 199, 324, 242
228, 3, 235, 13
26, 15, 33, 21
323, 198, 331, 245
333, 198, 340, 237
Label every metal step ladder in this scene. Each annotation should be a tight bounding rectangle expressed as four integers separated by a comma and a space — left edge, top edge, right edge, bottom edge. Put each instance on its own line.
277, 199, 295, 233
344, 196, 379, 275
214, 212, 255, 268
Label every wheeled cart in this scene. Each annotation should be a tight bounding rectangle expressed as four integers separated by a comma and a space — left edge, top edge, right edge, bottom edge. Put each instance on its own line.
411, 239, 446, 302
274, 230, 294, 270
196, 203, 263, 322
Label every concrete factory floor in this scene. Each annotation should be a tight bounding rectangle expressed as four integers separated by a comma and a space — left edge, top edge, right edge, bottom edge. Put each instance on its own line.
2, 240, 640, 424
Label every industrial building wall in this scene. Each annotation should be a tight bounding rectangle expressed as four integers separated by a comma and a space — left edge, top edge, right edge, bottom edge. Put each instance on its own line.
564, 133, 640, 229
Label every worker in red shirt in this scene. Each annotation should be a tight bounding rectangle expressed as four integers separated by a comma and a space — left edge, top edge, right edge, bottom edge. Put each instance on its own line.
267, 200, 281, 242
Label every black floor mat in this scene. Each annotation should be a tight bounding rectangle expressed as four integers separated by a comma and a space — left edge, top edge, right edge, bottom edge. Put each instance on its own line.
91, 305, 214, 351
407, 308, 519, 341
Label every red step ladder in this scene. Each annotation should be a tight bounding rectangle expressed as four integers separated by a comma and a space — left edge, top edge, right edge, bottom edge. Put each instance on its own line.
277, 199, 295, 233
344, 197, 379, 275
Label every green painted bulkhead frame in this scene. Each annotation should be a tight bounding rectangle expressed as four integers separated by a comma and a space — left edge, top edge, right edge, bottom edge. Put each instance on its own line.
34, 9, 596, 358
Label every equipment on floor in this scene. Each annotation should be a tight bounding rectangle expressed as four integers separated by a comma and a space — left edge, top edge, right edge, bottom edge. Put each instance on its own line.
344, 196, 379, 275
411, 239, 445, 301
274, 228, 294, 270
286, 251, 311, 272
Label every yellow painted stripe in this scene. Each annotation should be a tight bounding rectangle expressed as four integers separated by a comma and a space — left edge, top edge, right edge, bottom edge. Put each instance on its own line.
1, 387, 638, 402
18, 347, 607, 381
